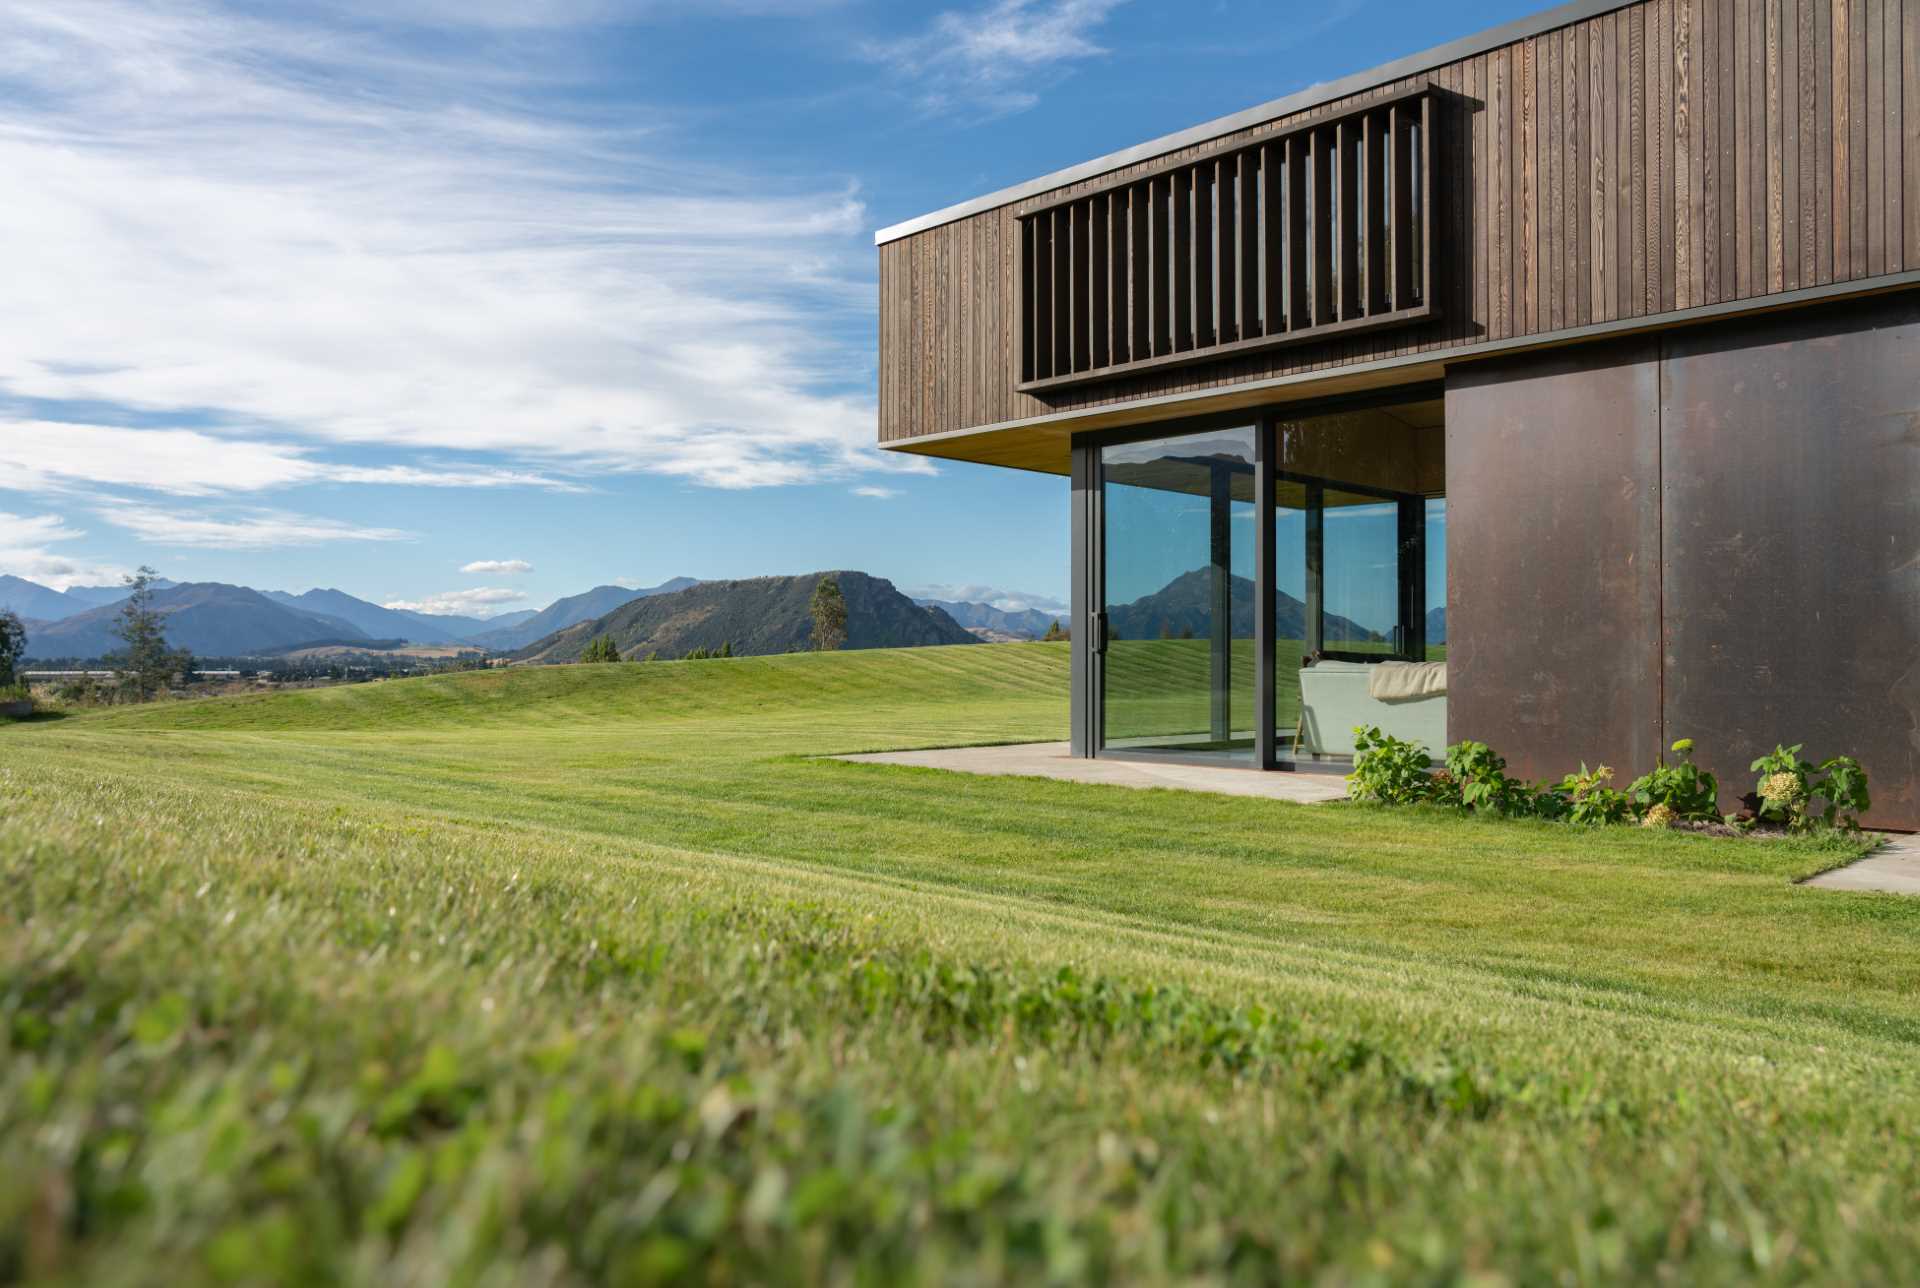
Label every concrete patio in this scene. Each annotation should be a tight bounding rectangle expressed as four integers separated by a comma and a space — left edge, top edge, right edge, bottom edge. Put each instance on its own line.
1803, 833, 1920, 895
835, 741, 1348, 804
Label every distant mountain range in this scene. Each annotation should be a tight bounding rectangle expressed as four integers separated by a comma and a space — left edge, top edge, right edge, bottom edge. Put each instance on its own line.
258, 588, 542, 646
25, 583, 373, 659
518, 572, 976, 662
914, 598, 1062, 641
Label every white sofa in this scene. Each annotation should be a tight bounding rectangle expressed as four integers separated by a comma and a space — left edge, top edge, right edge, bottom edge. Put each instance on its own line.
1295, 660, 1448, 759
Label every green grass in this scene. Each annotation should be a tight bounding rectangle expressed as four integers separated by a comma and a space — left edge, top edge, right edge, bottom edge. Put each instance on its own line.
2, 642, 1916, 1283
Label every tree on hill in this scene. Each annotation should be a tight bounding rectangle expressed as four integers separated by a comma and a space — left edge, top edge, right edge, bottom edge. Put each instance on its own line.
106, 567, 192, 700
0, 609, 25, 686
809, 575, 847, 652
580, 634, 621, 663
1041, 619, 1067, 642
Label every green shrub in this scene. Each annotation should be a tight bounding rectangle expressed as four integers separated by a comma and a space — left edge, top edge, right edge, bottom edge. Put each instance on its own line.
1627, 739, 1720, 822
1346, 726, 1435, 804
1814, 755, 1872, 832
1443, 740, 1532, 816
1749, 743, 1815, 827
1556, 764, 1634, 826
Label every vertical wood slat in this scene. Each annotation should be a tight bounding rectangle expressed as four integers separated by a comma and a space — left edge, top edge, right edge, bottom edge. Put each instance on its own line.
1089, 196, 1110, 371
1260, 142, 1283, 335
1193, 163, 1215, 348
1364, 110, 1389, 314
1107, 189, 1128, 366
1129, 183, 1149, 360
1171, 170, 1193, 351
1286, 134, 1309, 329
1057, 202, 1070, 380
1422, 93, 1436, 309
1216, 157, 1237, 343
1307, 127, 1331, 326
1337, 118, 1362, 319
1393, 104, 1417, 307
1148, 176, 1169, 357
1238, 150, 1261, 339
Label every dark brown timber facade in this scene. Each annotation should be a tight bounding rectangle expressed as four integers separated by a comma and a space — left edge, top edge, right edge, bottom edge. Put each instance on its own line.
876, 0, 1920, 828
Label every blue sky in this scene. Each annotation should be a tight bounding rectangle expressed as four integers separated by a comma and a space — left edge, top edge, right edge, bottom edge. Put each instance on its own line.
0, 0, 1537, 618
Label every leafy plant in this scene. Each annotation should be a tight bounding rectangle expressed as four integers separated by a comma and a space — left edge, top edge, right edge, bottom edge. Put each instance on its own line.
1346, 725, 1436, 805
1627, 738, 1720, 822
1555, 763, 1634, 826
1814, 755, 1871, 831
1444, 740, 1530, 816
1749, 743, 1816, 827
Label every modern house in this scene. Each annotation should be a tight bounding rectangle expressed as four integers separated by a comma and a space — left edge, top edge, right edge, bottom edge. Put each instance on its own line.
876, 0, 1920, 828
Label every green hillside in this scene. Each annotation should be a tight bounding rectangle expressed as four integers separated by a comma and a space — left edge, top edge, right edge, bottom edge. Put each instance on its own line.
516, 570, 976, 662
2, 644, 1916, 1282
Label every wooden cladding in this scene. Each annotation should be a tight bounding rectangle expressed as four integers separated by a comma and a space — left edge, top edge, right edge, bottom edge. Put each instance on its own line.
880, 0, 1920, 448
1017, 88, 1437, 393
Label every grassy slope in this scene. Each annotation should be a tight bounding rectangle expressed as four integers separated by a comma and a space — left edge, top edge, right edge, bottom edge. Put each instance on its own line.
3, 643, 1917, 1283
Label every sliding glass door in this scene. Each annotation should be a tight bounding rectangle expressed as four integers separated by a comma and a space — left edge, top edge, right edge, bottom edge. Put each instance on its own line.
1099, 427, 1255, 762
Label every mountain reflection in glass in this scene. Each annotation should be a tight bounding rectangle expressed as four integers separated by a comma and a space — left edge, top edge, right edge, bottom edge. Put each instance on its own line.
1100, 428, 1255, 761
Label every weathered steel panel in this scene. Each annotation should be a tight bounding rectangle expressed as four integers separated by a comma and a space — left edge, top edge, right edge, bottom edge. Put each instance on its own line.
1444, 339, 1665, 780
1661, 292, 1920, 829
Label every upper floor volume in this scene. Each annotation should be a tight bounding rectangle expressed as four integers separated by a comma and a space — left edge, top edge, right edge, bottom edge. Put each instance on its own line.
875, 0, 1920, 472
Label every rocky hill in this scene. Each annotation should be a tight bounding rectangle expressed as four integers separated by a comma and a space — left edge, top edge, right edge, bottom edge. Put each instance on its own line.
516, 572, 976, 662
469, 578, 698, 652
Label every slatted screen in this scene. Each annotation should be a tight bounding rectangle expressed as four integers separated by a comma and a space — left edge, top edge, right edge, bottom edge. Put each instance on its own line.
1018, 85, 1436, 393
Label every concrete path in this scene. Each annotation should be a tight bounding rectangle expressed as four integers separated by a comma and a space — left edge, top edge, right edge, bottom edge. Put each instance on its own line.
835, 741, 1349, 804
1803, 833, 1920, 895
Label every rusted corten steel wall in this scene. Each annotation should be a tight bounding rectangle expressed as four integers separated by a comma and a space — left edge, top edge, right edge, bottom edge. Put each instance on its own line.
1444, 340, 1668, 785
1445, 292, 1920, 829
880, 0, 1920, 447
1662, 293, 1920, 829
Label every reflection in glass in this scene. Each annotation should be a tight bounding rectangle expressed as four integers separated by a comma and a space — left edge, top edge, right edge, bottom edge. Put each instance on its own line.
1425, 497, 1447, 660
1101, 428, 1255, 761
1321, 490, 1400, 657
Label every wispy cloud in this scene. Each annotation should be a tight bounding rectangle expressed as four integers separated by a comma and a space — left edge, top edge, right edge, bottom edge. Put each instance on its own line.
0, 424, 578, 497
98, 504, 412, 550
460, 559, 533, 574
851, 485, 899, 499
0, 1, 929, 492
383, 587, 528, 616
0, 511, 130, 590
909, 582, 1068, 613
866, 0, 1124, 115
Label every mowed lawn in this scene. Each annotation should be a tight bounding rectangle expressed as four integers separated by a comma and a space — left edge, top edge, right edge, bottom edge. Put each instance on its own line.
3, 642, 1918, 1283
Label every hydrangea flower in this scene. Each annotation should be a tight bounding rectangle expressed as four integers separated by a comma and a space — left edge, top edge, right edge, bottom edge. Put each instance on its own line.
1759, 771, 1804, 806
1642, 803, 1676, 829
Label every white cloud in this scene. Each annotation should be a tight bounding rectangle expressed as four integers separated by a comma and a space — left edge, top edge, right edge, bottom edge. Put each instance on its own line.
460, 559, 533, 574
384, 587, 528, 616
0, 423, 581, 496
909, 582, 1068, 613
98, 504, 412, 550
0, 511, 131, 590
851, 485, 899, 499
867, 0, 1124, 115
0, 1, 931, 493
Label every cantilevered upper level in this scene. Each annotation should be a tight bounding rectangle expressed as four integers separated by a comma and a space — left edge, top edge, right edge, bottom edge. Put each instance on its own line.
876, 0, 1920, 474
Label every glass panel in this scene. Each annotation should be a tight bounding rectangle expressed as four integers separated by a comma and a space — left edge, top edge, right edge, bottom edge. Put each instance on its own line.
1321, 489, 1400, 657
1424, 496, 1446, 661
1101, 427, 1255, 762
1272, 479, 1309, 755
